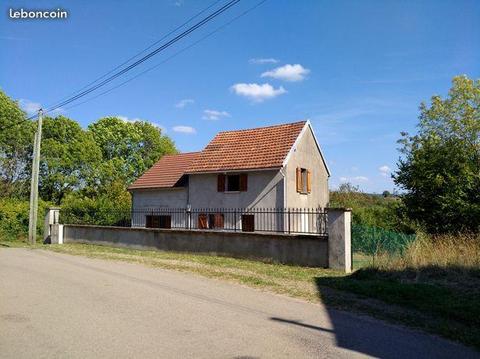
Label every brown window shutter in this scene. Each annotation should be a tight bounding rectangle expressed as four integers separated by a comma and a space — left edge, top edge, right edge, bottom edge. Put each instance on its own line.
239, 173, 248, 191
296, 167, 302, 193
198, 214, 208, 229
217, 174, 225, 192
307, 170, 312, 193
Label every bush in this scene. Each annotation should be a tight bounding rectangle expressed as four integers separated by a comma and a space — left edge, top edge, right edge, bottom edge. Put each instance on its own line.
0, 198, 49, 241
60, 192, 131, 226
330, 184, 415, 233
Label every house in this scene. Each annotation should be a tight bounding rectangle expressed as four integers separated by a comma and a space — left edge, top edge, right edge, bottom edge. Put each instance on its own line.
128, 120, 330, 231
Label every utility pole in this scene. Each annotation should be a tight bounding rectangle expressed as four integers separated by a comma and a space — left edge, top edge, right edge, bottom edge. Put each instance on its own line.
28, 109, 43, 245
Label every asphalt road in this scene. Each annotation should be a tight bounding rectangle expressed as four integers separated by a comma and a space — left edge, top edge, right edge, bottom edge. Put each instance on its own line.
0, 248, 478, 359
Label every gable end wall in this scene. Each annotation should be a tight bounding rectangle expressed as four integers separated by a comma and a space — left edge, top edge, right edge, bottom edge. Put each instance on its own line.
284, 125, 329, 208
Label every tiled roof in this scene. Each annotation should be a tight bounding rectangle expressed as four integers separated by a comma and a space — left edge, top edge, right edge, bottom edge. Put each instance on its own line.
128, 152, 201, 190
128, 121, 308, 189
187, 121, 306, 173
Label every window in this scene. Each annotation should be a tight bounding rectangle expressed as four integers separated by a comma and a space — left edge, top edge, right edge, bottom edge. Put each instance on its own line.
227, 174, 240, 191
146, 215, 171, 229
198, 213, 224, 229
301, 168, 308, 193
208, 213, 224, 229
217, 173, 247, 192
241, 214, 255, 232
296, 167, 311, 194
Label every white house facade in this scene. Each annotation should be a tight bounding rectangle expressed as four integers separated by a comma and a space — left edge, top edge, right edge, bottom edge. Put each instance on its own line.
128, 121, 330, 231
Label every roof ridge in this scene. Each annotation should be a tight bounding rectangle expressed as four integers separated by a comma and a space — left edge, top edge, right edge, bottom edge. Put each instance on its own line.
216, 120, 306, 135
163, 151, 202, 157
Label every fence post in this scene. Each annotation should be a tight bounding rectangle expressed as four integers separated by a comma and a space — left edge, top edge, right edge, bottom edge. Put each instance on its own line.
326, 208, 352, 273
234, 209, 237, 232
43, 207, 63, 244
287, 208, 291, 234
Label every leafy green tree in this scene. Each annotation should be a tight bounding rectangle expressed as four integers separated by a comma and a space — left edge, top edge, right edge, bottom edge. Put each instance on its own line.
330, 182, 414, 233
0, 197, 49, 241
88, 117, 176, 187
39, 116, 102, 204
61, 186, 131, 227
0, 90, 34, 198
394, 76, 480, 234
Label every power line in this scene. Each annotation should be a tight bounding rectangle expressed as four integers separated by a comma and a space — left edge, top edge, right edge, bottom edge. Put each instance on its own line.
39, 0, 241, 117
64, 0, 268, 112
1, 0, 268, 132
50, 0, 223, 109
2, 0, 240, 131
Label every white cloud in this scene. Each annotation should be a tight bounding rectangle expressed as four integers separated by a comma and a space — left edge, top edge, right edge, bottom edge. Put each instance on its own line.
230, 83, 286, 102
261, 64, 310, 82
19, 99, 41, 115
173, 125, 196, 134
379, 165, 391, 177
174, 0, 184, 6
117, 115, 131, 122
249, 58, 279, 65
175, 98, 194, 108
353, 176, 369, 181
116, 115, 165, 131
340, 175, 369, 183
202, 109, 230, 120
19, 99, 64, 116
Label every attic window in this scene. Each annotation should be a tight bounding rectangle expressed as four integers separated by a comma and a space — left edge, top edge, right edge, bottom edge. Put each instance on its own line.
301, 169, 308, 193
296, 167, 311, 194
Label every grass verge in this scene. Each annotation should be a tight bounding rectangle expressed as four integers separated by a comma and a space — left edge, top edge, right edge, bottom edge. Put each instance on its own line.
1, 239, 478, 350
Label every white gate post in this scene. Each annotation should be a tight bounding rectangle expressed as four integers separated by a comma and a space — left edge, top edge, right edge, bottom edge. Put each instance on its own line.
43, 207, 63, 244
327, 208, 352, 273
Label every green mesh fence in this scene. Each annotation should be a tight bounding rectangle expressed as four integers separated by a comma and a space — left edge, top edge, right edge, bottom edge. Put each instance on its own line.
352, 224, 416, 256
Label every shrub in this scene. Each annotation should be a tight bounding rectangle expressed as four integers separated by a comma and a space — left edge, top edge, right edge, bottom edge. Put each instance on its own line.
330, 184, 415, 233
60, 192, 131, 226
0, 198, 49, 241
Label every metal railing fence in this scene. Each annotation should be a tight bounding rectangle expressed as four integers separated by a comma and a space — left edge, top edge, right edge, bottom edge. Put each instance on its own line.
61, 207, 328, 236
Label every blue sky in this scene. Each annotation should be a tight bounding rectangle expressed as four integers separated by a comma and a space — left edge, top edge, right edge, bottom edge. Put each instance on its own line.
1, 0, 479, 193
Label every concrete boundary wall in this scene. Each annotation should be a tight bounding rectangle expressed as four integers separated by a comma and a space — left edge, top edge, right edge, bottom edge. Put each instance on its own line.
63, 225, 328, 267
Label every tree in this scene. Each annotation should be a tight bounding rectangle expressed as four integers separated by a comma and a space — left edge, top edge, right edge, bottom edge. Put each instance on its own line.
338, 182, 360, 193
88, 117, 176, 187
382, 190, 391, 198
0, 90, 34, 198
394, 76, 480, 234
39, 116, 102, 204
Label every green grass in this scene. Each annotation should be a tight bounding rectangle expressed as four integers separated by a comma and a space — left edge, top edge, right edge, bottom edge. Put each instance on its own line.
1, 239, 479, 350
317, 268, 480, 348
352, 252, 373, 269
